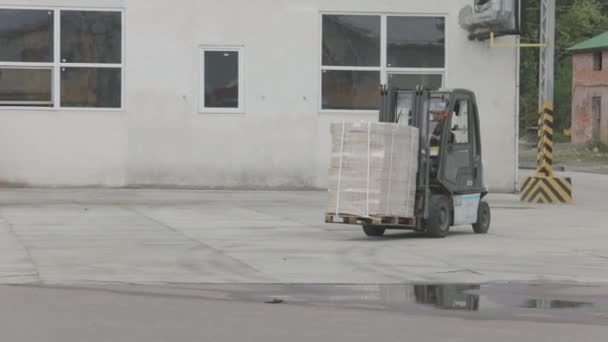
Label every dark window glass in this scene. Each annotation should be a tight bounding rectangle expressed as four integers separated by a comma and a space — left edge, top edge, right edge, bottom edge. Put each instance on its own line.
61, 68, 121, 108
387, 16, 445, 68
204, 51, 239, 108
61, 11, 122, 64
0, 68, 52, 105
594, 51, 603, 71
475, 0, 492, 8
322, 70, 380, 110
0, 9, 53, 62
388, 74, 443, 90
322, 15, 380, 67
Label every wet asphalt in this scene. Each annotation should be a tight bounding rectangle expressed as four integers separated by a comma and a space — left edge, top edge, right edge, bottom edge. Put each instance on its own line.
1, 282, 607, 341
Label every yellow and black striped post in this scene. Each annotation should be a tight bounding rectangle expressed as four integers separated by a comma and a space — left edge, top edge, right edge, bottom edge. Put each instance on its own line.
520, 103, 573, 203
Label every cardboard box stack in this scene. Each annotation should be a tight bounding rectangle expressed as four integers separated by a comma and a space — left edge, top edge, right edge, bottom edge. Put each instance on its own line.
327, 121, 419, 218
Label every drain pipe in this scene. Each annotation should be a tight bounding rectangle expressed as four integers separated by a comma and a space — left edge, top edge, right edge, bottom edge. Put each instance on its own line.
514, 36, 521, 193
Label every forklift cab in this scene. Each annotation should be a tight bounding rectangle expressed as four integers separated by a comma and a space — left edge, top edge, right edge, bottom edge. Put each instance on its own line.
375, 86, 491, 238
430, 91, 485, 194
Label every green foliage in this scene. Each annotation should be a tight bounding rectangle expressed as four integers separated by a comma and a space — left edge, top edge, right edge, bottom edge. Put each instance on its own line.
520, 0, 608, 132
552, 131, 571, 143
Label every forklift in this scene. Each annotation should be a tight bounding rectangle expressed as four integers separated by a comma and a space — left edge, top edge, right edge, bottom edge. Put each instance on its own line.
361, 85, 491, 238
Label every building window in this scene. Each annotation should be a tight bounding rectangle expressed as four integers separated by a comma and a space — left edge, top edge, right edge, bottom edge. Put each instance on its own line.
0, 9, 54, 107
0, 68, 52, 106
0, 8, 123, 109
199, 47, 244, 113
321, 14, 446, 111
592, 96, 601, 141
593, 51, 603, 71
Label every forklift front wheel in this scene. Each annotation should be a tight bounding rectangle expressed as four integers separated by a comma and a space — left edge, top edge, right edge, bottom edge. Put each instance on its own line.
362, 225, 386, 237
425, 195, 452, 238
472, 201, 491, 234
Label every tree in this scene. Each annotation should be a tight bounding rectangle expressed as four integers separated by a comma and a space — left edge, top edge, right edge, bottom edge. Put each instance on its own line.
520, 0, 608, 136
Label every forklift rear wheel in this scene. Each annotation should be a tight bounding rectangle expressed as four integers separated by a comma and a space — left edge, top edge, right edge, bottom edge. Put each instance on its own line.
362, 225, 386, 237
472, 201, 491, 234
425, 195, 452, 238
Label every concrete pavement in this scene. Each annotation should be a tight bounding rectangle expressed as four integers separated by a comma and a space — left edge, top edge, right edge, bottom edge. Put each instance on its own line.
0, 171, 607, 285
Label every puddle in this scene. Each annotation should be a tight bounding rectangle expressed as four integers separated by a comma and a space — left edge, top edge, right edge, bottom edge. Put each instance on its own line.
521, 299, 593, 309
411, 285, 594, 312
211, 283, 607, 324
232, 284, 601, 312
15, 282, 608, 325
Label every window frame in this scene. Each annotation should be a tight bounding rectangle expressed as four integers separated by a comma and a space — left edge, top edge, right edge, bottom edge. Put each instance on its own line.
198, 45, 245, 114
319, 12, 448, 114
0, 5, 125, 112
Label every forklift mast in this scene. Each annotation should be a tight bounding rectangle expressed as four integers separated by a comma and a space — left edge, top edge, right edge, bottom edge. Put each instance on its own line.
380, 85, 433, 220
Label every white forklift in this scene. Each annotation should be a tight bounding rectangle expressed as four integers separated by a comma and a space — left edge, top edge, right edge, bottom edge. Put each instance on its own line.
359, 86, 491, 238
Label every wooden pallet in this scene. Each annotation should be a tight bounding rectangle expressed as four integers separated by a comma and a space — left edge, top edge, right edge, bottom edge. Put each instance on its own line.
325, 213, 416, 226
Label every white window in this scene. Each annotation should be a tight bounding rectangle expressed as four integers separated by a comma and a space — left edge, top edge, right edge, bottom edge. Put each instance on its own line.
0, 7, 124, 110
321, 14, 446, 112
199, 46, 244, 113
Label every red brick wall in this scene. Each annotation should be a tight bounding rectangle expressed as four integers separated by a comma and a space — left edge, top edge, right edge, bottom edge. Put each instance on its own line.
571, 51, 608, 146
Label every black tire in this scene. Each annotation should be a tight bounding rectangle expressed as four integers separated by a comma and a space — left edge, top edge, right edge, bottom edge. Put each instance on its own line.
362, 225, 386, 237
472, 201, 491, 234
425, 195, 452, 238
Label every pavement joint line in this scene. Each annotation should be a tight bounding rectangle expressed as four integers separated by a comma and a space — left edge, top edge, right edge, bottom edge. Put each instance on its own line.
435, 269, 485, 275
0, 209, 42, 283
462, 268, 484, 276
590, 254, 608, 260
0, 274, 39, 278
4, 284, 251, 304
122, 206, 275, 281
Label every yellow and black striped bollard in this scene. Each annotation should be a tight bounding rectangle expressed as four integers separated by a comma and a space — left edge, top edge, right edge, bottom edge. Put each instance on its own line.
520, 103, 573, 203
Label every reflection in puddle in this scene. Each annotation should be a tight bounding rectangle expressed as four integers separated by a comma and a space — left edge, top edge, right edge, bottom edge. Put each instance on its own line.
522, 299, 593, 309
393, 285, 595, 312
202, 283, 608, 325
221, 283, 603, 319
379, 284, 598, 312
413, 285, 480, 311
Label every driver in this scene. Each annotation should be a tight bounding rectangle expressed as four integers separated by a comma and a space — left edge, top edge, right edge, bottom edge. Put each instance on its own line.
430, 110, 446, 147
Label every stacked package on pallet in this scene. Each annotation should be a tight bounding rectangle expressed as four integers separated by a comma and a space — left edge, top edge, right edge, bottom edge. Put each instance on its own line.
326, 121, 419, 219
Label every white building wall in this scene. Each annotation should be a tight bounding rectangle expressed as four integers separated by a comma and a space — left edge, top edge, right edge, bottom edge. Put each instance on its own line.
0, 0, 519, 192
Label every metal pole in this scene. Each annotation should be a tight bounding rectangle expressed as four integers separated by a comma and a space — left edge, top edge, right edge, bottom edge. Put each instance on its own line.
536, 0, 555, 176
521, 0, 574, 204
538, 0, 555, 107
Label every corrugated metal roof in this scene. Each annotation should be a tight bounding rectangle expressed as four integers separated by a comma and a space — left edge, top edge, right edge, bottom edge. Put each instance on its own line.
567, 32, 608, 52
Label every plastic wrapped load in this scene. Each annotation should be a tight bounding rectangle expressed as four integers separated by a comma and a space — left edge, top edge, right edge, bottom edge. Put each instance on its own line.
327, 121, 419, 218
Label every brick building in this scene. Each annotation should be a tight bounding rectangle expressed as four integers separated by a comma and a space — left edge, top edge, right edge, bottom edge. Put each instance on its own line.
568, 32, 608, 147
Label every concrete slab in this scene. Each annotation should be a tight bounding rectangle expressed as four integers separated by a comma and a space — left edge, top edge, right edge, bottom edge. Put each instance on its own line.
0, 171, 606, 285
